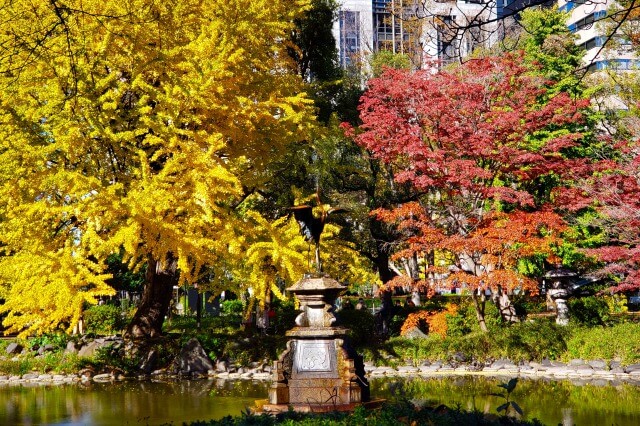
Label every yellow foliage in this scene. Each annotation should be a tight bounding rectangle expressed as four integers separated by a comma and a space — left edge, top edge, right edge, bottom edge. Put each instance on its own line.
0, 0, 314, 337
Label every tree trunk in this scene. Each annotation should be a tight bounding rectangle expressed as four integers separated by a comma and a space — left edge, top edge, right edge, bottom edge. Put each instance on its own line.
125, 253, 178, 339
471, 290, 488, 332
369, 222, 397, 336
493, 285, 519, 323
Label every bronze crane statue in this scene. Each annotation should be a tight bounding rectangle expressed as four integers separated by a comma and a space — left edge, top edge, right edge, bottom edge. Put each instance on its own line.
290, 202, 347, 273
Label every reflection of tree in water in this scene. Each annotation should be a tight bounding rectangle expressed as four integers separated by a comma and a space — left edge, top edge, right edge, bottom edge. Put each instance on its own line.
370, 377, 640, 425
0, 381, 270, 424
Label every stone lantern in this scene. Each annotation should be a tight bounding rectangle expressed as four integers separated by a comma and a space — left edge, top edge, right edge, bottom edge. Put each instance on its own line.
263, 273, 369, 413
545, 267, 578, 326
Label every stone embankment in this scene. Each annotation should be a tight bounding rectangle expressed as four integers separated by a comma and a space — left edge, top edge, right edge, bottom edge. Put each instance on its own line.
2, 337, 640, 386
364, 359, 640, 384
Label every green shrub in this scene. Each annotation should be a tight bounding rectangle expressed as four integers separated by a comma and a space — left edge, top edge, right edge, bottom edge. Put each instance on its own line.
84, 304, 127, 335
512, 295, 547, 316
222, 334, 287, 365
186, 400, 543, 425
489, 320, 568, 362
270, 299, 298, 335
220, 300, 244, 322
335, 308, 376, 348
446, 299, 502, 336
28, 333, 70, 351
568, 296, 609, 326
188, 332, 227, 360
0, 352, 83, 375
565, 322, 640, 364
370, 318, 568, 364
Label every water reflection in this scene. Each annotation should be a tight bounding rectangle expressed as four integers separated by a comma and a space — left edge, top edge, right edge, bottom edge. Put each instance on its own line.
371, 376, 640, 426
0, 380, 269, 425
0, 377, 639, 425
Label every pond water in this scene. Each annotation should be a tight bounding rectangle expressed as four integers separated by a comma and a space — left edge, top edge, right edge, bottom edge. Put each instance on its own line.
0, 376, 639, 425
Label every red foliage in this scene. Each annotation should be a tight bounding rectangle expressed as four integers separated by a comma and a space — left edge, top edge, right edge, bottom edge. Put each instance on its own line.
357, 54, 588, 207
558, 139, 640, 292
352, 54, 585, 294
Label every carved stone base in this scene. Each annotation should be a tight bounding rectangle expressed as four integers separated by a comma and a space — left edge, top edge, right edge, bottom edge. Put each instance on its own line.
268, 337, 369, 407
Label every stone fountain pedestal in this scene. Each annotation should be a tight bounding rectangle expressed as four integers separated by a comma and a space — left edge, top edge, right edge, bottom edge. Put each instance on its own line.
262, 274, 370, 413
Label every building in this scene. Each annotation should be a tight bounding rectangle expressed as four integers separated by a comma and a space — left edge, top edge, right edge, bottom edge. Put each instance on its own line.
333, 0, 374, 69
333, 0, 494, 71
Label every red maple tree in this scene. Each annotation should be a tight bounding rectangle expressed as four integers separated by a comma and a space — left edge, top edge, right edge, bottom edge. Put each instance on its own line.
557, 139, 640, 293
350, 54, 589, 330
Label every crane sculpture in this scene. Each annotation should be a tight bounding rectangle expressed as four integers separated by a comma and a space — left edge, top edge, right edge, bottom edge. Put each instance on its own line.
290, 201, 347, 274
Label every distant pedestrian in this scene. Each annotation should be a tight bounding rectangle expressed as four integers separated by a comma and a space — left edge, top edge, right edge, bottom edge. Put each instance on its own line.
355, 298, 365, 310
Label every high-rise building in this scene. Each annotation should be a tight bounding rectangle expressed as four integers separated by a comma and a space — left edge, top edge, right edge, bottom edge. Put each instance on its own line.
333, 0, 494, 71
558, 0, 637, 71
334, 0, 374, 69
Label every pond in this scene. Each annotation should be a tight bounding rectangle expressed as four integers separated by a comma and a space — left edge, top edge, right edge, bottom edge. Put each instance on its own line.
0, 376, 639, 425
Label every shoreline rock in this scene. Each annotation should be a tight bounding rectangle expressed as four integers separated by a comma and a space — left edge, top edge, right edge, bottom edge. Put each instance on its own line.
1, 358, 640, 387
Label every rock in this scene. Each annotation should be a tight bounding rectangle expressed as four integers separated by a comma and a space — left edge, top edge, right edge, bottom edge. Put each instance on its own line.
22, 373, 39, 381
370, 367, 393, 376
577, 369, 594, 377
576, 364, 594, 371
402, 326, 427, 339
5, 343, 23, 355
569, 359, 585, 366
177, 338, 214, 375
79, 368, 95, 379
452, 352, 467, 363
467, 362, 484, 372
364, 365, 377, 373
253, 372, 271, 380
215, 360, 229, 373
419, 364, 440, 373
37, 344, 56, 355
38, 374, 53, 381
65, 341, 79, 355
397, 366, 419, 374
588, 359, 607, 369
540, 358, 553, 367
491, 359, 517, 370
624, 363, 640, 373
77, 342, 100, 358
139, 349, 158, 374
93, 373, 112, 382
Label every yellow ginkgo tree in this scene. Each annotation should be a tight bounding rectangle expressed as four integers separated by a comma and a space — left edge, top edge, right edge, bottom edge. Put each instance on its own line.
0, 0, 314, 338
